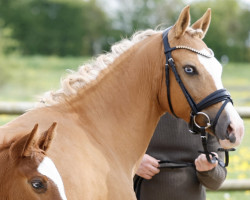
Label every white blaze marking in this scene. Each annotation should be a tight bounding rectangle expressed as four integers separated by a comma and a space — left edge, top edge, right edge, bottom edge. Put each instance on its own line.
38, 157, 67, 200
197, 49, 223, 89
198, 49, 245, 149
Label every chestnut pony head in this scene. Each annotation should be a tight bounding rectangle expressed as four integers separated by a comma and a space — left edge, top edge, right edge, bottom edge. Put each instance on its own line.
0, 123, 67, 200
162, 6, 244, 149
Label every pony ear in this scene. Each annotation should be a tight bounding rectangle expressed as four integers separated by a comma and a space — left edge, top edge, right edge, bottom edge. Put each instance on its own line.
173, 5, 190, 38
191, 8, 211, 39
37, 122, 57, 152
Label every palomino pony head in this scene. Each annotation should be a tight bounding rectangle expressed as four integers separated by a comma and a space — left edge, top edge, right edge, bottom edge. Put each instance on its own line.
0, 123, 67, 200
159, 6, 244, 149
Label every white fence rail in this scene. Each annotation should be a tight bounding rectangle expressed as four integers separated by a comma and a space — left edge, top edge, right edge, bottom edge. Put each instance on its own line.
0, 102, 250, 190
0, 102, 35, 115
1, 102, 250, 118
220, 179, 250, 191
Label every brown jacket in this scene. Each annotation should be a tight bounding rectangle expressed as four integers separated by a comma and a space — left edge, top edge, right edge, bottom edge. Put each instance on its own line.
135, 113, 227, 200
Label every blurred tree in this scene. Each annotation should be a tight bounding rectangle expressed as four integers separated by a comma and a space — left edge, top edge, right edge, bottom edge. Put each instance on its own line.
106, 0, 185, 35
0, 0, 111, 56
190, 0, 250, 62
101, 0, 249, 62
0, 0, 249, 62
96, 0, 186, 51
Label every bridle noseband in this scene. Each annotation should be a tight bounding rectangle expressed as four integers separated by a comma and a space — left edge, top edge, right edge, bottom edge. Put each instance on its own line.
163, 27, 235, 167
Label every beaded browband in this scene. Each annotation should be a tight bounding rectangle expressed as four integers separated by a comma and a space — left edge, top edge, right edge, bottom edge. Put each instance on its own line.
165, 45, 214, 58
175, 46, 214, 58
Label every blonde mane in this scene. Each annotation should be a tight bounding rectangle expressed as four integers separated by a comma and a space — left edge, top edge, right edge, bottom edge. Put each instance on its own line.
38, 29, 160, 107
37, 27, 203, 107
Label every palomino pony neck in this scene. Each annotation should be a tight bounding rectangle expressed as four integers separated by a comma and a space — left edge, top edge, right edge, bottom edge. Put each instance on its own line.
66, 33, 165, 171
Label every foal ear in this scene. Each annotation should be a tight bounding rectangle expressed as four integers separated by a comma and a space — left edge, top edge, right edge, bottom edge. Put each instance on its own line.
21, 124, 39, 157
10, 123, 57, 159
173, 5, 190, 38
191, 8, 211, 39
38, 122, 57, 152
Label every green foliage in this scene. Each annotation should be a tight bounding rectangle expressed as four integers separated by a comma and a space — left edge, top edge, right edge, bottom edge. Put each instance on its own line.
113, 0, 186, 34
0, 21, 20, 54
0, 0, 111, 56
190, 0, 250, 62
0, 55, 11, 87
110, 0, 250, 62
0, 0, 249, 62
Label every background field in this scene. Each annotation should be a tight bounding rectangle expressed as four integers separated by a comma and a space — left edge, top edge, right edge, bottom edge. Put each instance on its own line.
0, 55, 249, 200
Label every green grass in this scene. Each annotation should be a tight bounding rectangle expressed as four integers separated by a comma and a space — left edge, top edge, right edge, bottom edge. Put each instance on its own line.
205, 119, 250, 199
222, 63, 250, 107
0, 56, 249, 105
0, 55, 89, 102
207, 190, 250, 200
0, 55, 250, 198
226, 119, 250, 179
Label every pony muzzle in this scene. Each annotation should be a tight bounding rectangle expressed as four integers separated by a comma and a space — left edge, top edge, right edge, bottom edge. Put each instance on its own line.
218, 103, 244, 149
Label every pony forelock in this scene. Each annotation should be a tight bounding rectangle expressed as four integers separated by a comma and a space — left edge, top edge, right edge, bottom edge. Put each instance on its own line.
187, 27, 204, 38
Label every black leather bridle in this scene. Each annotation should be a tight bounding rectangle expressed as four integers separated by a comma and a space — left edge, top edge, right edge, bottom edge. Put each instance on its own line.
163, 27, 235, 167
133, 27, 236, 200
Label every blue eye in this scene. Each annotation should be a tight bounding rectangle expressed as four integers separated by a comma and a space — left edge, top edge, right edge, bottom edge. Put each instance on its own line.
183, 65, 197, 75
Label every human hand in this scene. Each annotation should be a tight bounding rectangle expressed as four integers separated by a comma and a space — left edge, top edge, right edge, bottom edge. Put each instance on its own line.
136, 154, 160, 180
195, 152, 218, 172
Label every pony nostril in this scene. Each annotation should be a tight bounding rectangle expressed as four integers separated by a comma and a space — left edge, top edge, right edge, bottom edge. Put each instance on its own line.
229, 133, 236, 143
227, 124, 236, 143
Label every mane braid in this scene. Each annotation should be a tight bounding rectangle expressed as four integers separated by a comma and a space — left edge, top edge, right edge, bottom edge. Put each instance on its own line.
37, 29, 160, 107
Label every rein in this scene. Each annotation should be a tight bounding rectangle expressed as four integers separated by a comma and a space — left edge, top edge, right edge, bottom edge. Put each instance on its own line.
163, 27, 235, 167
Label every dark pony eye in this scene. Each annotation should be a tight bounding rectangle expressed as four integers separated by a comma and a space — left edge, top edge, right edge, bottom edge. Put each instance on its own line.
183, 65, 197, 75
29, 177, 47, 193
